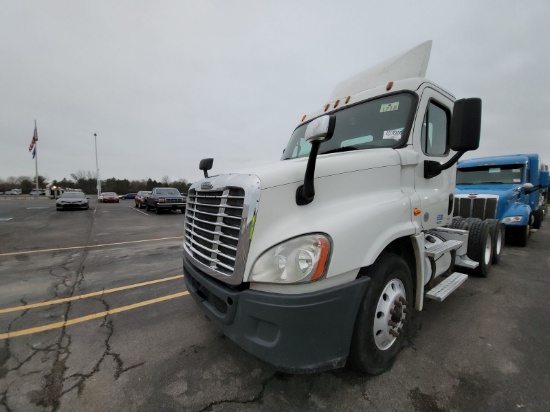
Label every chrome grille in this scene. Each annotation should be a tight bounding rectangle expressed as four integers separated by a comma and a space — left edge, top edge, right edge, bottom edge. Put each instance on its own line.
453, 196, 497, 220
184, 188, 246, 276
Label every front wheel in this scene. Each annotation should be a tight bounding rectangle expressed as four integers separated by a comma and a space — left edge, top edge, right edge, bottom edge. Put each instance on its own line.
532, 209, 543, 229
509, 225, 529, 247
349, 253, 413, 375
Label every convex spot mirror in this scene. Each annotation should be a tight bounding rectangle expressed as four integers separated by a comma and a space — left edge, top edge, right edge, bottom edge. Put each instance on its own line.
449, 98, 482, 152
199, 158, 214, 178
522, 182, 535, 193
305, 115, 336, 143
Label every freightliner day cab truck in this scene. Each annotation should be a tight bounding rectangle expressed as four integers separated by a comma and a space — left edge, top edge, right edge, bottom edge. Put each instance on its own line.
455, 154, 549, 247
183, 42, 490, 374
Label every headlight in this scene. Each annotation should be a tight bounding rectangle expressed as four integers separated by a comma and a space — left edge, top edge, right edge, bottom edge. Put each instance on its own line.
158, 199, 166, 203
250, 234, 331, 284
502, 216, 523, 224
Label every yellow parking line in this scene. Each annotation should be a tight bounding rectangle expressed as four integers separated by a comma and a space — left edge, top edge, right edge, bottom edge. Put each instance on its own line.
0, 291, 190, 340
0, 236, 183, 257
0, 275, 184, 314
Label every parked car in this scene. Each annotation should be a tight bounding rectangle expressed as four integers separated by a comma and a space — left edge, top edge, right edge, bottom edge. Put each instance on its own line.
56, 192, 89, 211
134, 191, 152, 209
100, 192, 119, 203
145, 187, 186, 214
119, 193, 137, 200
5, 189, 21, 195
30, 189, 46, 196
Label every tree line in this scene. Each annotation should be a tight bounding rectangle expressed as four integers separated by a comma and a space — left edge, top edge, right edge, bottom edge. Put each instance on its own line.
0, 170, 192, 195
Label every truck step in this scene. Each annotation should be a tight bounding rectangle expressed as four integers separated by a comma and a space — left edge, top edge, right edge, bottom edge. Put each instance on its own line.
426, 272, 468, 302
425, 239, 462, 260
455, 255, 478, 269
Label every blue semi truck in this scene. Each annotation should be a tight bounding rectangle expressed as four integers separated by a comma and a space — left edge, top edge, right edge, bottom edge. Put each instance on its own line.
455, 153, 549, 246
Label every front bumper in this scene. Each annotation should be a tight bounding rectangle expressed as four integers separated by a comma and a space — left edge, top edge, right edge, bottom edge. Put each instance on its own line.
184, 257, 370, 373
156, 202, 185, 209
57, 203, 88, 209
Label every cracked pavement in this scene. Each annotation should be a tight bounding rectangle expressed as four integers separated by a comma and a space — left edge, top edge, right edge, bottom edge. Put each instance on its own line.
1, 197, 550, 411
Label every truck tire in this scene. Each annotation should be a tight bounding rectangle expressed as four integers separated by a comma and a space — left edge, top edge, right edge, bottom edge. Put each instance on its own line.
145, 203, 151, 211
461, 217, 481, 231
485, 219, 505, 264
155, 207, 162, 214
449, 216, 465, 229
467, 220, 493, 277
509, 225, 529, 247
349, 253, 413, 375
532, 209, 543, 229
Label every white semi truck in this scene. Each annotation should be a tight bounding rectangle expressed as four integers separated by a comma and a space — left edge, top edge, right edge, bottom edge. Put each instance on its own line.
183, 42, 488, 374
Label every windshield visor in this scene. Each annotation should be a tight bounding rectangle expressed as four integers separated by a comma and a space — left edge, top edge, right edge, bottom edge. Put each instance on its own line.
282, 92, 416, 160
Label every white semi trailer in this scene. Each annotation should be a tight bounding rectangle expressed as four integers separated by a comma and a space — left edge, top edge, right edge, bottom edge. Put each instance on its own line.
183, 41, 489, 374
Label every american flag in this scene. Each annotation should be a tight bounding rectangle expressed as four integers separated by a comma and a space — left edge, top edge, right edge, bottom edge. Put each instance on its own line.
29, 122, 38, 152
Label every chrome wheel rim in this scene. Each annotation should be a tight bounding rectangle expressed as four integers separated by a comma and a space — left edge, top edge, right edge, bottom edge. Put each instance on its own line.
373, 279, 407, 351
494, 226, 503, 256
484, 233, 492, 265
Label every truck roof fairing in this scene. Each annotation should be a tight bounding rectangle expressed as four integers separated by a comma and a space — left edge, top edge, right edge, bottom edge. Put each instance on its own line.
329, 41, 432, 101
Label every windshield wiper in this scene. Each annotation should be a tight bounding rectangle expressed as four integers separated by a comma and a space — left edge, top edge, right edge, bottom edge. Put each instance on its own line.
322, 146, 359, 155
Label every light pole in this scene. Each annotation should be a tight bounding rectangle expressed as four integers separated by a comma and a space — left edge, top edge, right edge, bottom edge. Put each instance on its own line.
94, 133, 101, 199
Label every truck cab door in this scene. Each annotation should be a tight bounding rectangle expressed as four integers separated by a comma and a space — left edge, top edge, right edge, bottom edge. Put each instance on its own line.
412, 87, 455, 230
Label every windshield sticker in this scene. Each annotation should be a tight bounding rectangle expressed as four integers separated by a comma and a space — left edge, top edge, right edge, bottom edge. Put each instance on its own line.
383, 129, 402, 140
488, 168, 500, 173
380, 102, 399, 112
513, 179, 521, 183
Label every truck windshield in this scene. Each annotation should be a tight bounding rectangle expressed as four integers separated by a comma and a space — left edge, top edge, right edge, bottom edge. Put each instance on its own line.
282, 92, 416, 160
456, 165, 524, 185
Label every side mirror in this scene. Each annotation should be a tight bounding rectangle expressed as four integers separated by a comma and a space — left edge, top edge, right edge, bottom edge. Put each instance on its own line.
522, 182, 535, 194
296, 115, 336, 205
425, 98, 482, 179
200, 158, 214, 178
540, 170, 549, 188
449, 98, 482, 152
305, 115, 336, 143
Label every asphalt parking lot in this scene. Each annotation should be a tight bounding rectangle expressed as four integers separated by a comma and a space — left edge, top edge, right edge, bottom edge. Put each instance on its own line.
1, 196, 549, 412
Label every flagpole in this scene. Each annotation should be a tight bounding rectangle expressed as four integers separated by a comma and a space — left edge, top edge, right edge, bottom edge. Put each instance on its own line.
34, 120, 39, 196
34, 120, 39, 192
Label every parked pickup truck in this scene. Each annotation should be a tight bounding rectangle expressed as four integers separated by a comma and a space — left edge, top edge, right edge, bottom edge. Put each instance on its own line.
455, 153, 549, 246
145, 187, 186, 214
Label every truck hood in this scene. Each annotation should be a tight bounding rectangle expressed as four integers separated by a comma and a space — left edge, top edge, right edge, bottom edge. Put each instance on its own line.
225, 149, 402, 190
455, 184, 523, 220
455, 184, 521, 198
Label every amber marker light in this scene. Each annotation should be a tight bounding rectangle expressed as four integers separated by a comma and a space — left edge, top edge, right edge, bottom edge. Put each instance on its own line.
301, 114, 307, 122
413, 208, 421, 216
345, 96, 351, 104
334, 99, 340, 108
386, 81, 394, 91
324, 104, 330, 112
311, 237, 330, 281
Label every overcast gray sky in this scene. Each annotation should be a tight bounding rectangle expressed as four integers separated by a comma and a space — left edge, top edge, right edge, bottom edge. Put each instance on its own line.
1, 0, 549, 185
